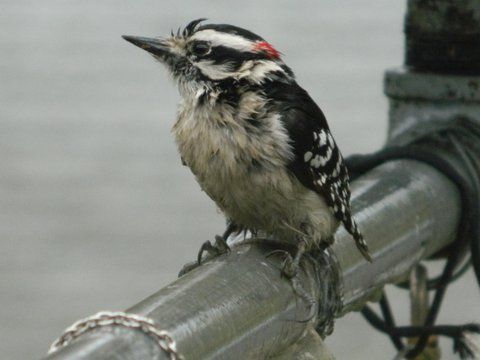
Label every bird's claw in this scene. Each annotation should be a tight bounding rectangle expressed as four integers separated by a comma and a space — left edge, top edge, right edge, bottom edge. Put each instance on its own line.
214, 235, 231, 254
281, 254, 297, 278
178, 261, 199, 277
179, 225, 236, 278
265, 249, 288, 258
265, 249, 297, 278
265, 244, 315, 317
179, 235, 231, 277
197, 235, 231, 264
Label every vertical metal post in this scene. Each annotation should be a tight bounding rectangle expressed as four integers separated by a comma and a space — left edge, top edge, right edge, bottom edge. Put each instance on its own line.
408, 266, 440, 360
385, 0, 480, 145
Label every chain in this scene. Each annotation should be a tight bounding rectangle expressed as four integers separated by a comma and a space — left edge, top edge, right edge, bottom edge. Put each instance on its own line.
48, 311, 183, 360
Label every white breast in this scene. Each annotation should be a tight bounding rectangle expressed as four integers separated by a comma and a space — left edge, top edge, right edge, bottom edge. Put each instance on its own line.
173, 91, 292, 178
172, 91, 337, 246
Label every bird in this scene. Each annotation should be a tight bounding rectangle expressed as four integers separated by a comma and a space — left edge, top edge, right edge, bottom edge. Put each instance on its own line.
123, 19, 371, 281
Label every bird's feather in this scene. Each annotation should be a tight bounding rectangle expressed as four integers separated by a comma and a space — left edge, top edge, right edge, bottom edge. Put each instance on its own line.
263, 80, 371, 260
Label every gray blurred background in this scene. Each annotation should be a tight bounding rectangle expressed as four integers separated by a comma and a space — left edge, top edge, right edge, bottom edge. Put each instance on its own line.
1, 1, 479, 359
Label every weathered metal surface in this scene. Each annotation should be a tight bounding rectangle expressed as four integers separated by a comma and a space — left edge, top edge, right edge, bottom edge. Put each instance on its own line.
385, 68, 480, 102
41, 158, 461, 360
384, 68, 480, 144
271, 329, 335, 360
405, 0, 480, 74
333, 160, 460, 312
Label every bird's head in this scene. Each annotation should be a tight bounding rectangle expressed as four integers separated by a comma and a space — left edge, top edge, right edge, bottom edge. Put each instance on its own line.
123, 19, 294, 96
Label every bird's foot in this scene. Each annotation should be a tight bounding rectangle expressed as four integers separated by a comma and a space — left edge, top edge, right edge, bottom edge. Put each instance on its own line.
266, 249, 297, 278
266, 242, 316, 317
279, 241, 306, 279
197, 235, 231, 264
178, 234, 231, 277
281, 252, 297, 279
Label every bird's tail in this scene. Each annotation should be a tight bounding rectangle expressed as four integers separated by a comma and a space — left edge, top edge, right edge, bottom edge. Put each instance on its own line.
344, 217, 372, 262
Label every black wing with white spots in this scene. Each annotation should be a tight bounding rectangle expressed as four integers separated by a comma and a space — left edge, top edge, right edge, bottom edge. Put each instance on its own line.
264, 80, 371, 261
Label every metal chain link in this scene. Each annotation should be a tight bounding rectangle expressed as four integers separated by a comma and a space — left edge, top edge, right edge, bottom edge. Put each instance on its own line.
48, 311, 183, 360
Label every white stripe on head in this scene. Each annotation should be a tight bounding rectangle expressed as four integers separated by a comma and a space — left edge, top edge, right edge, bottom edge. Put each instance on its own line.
242, 60, 284, 84
188, 29, 287, 82
195, 60, 236, 80
190, 29, 254, 52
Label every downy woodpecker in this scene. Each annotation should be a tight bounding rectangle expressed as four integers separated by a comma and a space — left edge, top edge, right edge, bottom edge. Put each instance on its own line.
123, 19, 371, 279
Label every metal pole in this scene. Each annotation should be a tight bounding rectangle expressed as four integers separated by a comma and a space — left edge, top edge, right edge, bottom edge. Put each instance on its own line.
41, 158, 460, 360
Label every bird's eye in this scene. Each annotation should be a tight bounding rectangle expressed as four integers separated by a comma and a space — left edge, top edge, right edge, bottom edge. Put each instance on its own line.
191, 41, 210, 56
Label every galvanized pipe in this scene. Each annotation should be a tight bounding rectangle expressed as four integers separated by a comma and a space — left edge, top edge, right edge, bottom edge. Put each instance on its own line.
41, 159, 460, 360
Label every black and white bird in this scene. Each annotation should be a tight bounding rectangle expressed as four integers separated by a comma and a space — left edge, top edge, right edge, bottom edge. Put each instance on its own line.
123, 19, 371, 278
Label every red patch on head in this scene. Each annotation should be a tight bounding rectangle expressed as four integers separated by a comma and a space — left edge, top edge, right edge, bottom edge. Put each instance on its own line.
253, 41, 280, 59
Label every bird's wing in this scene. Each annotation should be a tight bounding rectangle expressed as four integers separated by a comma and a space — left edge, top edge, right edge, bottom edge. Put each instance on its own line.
267, 81, 371, 260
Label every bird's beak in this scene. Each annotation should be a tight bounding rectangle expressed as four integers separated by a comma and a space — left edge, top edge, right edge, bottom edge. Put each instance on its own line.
122, 35, 172, 58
